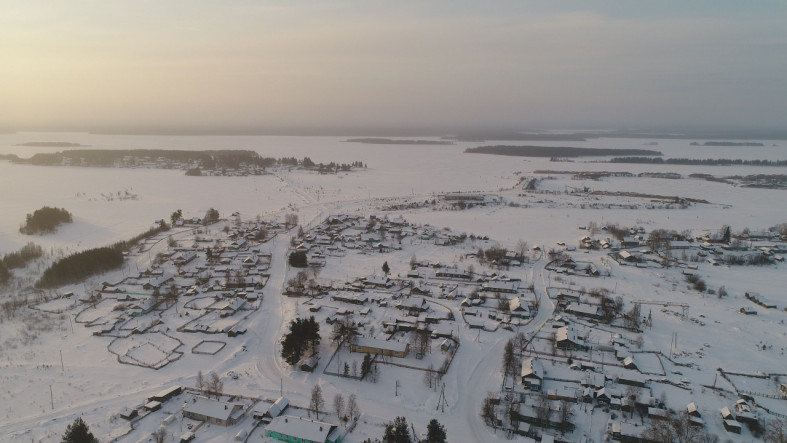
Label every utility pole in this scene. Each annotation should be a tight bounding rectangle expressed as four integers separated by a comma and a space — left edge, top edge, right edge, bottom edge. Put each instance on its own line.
60, 349, 64, 371
50, 385, 54, 410
395, 380, 399, 396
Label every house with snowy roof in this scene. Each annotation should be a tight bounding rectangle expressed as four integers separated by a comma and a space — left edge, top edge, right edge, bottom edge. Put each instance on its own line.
555, 325, 588, 351
509, 297, 531, 319
351, 337, 409, 358
521, 357, 544, 391
182, 396, 244, 426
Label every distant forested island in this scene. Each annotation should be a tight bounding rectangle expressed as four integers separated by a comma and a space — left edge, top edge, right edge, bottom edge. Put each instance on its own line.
16, 142, 88, 147
13, 149, 264, 168
609, 157, 787, 166
465, 145, 662, 157
445, 133, 588, 142
690, 141, 765, 147
345, 138, 454, 145
4, 149, 367, 175
20, 206, 73, 234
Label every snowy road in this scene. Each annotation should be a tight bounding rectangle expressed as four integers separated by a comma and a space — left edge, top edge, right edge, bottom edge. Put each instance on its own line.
448, 257, 555, 442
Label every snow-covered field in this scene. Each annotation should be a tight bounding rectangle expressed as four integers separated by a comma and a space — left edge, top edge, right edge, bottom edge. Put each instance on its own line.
0, 133, 786, 442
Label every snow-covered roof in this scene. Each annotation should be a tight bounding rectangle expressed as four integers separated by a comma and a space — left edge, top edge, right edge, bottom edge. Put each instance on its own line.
265, 396, 289, 418
353, 337, 409, 354
266, 415, 338, 442
521, 357, 543, 380
183, 396, 243, 422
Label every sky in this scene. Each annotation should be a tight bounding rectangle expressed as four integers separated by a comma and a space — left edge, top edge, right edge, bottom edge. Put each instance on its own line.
2, 1, 787, 134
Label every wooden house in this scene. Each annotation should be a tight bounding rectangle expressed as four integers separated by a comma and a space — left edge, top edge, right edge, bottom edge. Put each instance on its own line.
351, 337, 409, 358
183, 396, 244, 426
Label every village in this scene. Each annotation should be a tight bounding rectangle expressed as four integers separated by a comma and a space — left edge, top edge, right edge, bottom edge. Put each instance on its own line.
19, 187, 787, 442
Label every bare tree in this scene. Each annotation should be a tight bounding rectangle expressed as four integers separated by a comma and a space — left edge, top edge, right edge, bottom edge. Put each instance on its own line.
152, 427, 167, 443
501, 339, 518, 387
309, 262, 322, 279
624, 385, 638, 419
331, 315, 358, 346
310, 384, 325, 419
424, 364, 437, 390
166, 283, 179, 307
643, 411, 704, 443
410, 328, 432, 359
516, 239, 529, 258
481, 394, 498, 429
624, 303, 641, 330
512, 332, 528, 356
367, 362, 380, 383
559, 400, 571, 425
333, 393, 345, 422
346, 393, 358, 421
284, 213, 299, 229
765, 418, 787, 443
206, 372, 223, 399
196, 370, 205, 392
508, 400, 520, 436
534, 392, 551, 427
497, 297, 510, 313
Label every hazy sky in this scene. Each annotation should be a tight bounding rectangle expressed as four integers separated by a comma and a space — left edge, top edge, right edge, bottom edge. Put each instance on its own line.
3, 1, 787, 133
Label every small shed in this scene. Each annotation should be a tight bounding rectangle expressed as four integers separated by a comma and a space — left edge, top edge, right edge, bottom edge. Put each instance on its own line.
723, 419, 742, 434
144, 401, 162, 412
119, 407, 138, 420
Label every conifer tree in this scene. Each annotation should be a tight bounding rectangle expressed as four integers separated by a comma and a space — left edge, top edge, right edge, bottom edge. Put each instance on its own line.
425, 418, 447, 443
61, 417, 98, 443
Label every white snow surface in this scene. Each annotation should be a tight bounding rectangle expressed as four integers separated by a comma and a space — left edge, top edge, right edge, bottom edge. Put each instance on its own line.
0, 133, 785, 442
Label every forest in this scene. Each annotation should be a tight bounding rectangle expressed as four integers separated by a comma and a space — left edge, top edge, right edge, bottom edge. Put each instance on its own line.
19, 207, 73, 234
609, 157, 787, 167
37, 247, 124, 288
465, 145, 662, 157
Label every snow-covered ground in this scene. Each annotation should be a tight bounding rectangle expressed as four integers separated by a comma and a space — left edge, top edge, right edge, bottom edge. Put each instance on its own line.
0, 133, 786, 442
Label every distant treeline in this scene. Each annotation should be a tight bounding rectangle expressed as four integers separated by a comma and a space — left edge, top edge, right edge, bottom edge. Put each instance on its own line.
20, 206, 73, 234
345, 138, 454, 145
36, 219, 171, 288
465, 145, 662, 157
259, 157, 365, 172
444, 133, 588, 142
6, 149, 367, 173
15, 149, 263, 169
609, 157, 787, 167
16, 142, 87, 147
690, 141, 764, 147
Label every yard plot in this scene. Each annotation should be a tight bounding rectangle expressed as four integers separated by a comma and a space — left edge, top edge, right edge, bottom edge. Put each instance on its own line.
181, 312, 243, 333
76, 299, 124, 325
630, 352, 665, 375
108, 332, 183, 369
30, 297, 78, 313
192, 340, 226, 355
726, 373, 784, 398
118, 315, 160, 333
184, 296, 222, 310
